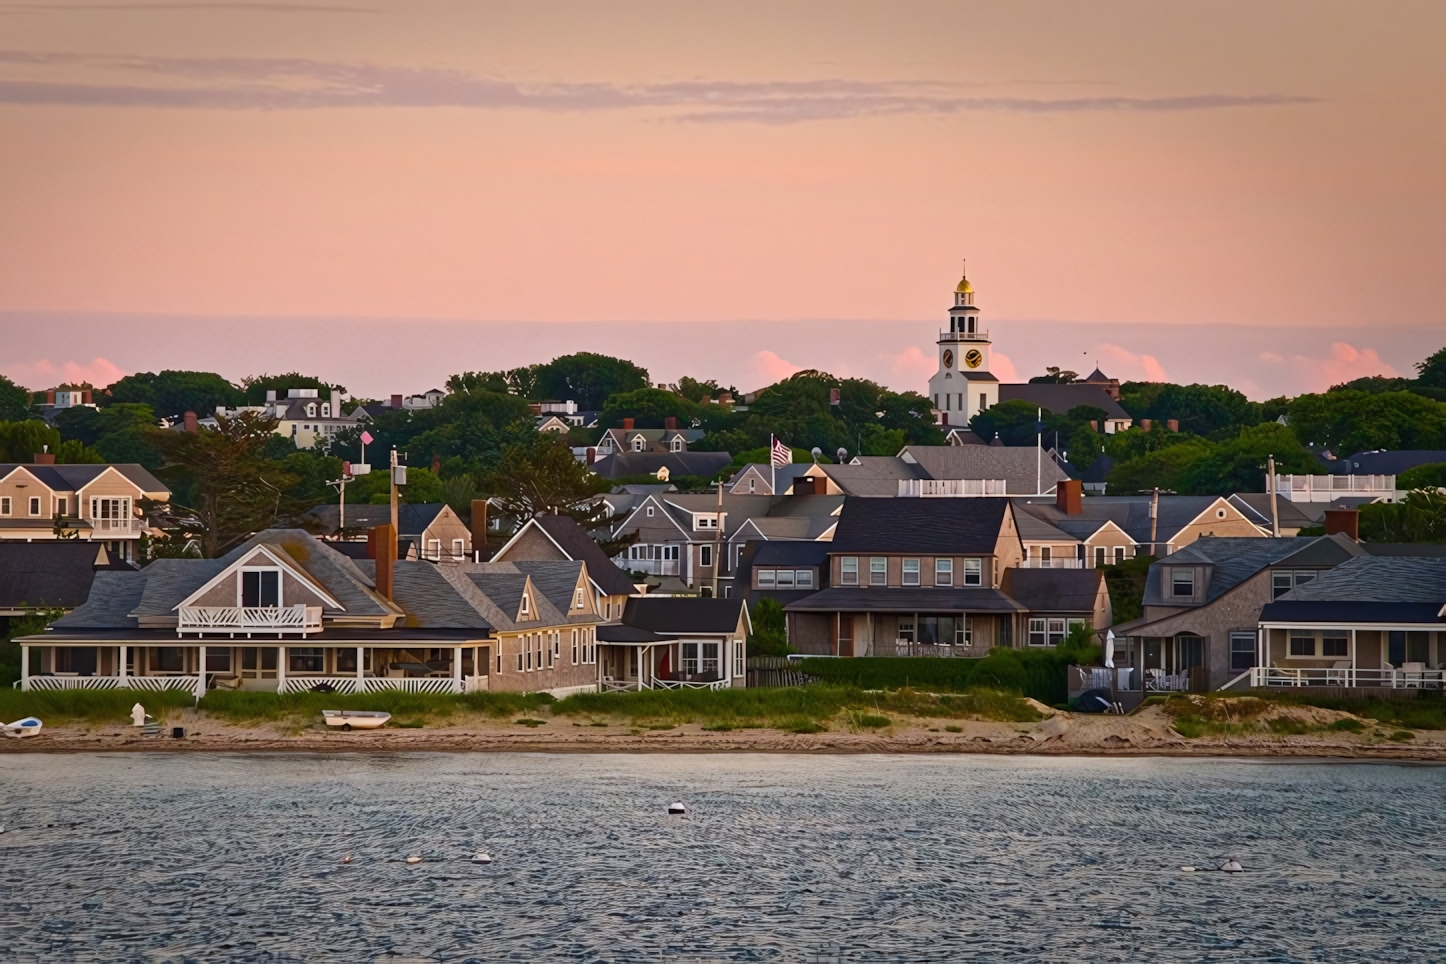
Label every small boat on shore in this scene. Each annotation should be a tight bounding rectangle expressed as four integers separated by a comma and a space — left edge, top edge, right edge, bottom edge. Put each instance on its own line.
3, 717, 43, 738
322, 710, 390, 731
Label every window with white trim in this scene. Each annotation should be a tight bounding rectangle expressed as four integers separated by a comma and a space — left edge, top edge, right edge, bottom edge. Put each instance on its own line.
733, 639, 744, 677
1113, 546, 1126, 564
935, 558, 953, 586
1029, 618, 1047, 646
572, 629, 579, 664
0, 497, 10, 515
902, 559, 920, 586
694, 513, 719, 529
1289, 630, 1314, 657
428, 539, 441, 560
870, 557, 886, 585
452, 538, 465, 559
963, 558, 982, 586
520, 593, 530, 617
646, 505, 655, 517
28, 496, 41, 516
701, 642, 720, 676
632, 436, 645, 452
758, 569, 775, 588
1230, 632, 1256, 671
700, 544, 713, 567
1171, 568, 1194, 598
795, 569, 813, 589
240, 568, 281, 608
682, 642, 699, 674
1094, 546, 1106, 568
575, 588, 585, 609
840, 557, 859, 585
775, 569, 794, 588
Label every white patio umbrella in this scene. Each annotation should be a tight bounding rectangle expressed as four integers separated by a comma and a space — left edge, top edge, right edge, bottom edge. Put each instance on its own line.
1104, 630, 1116, 669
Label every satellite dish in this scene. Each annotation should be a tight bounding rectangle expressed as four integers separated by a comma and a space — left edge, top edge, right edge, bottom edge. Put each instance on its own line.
837, 447, 848, 463
810, 447, 822, 462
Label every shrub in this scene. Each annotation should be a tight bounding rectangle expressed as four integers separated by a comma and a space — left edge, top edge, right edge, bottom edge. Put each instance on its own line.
800, 643, 1097, 706
854, 714, 890, 728
1390, 730, 1415, 742
1327, 718, 1365, 733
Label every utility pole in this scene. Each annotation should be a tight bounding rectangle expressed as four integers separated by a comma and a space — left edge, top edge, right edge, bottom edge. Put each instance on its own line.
1149, 486, 1160, 557
389, 447, 401, 535
1036, 407, 1042, 495
1267, 454, 1281, 537
712, 478, 723, 600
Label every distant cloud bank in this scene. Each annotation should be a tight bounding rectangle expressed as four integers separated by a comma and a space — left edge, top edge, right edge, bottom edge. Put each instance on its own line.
0, 52, 1322, 123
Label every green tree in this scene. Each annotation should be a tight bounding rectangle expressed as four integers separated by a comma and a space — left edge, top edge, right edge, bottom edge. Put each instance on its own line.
675, 377, 729, 403
535, 353, 650, 409
1398, 462, 1446, 490
101, 370, 244, 421
1287, 390, 1446, 453
0, 420, 61, 461
241, 372, 345, 405
1106, 438, 1213, 494
0, 375, 32, 421
1417, 346, 1446, 389
1119, 382, 1263, 437
1175, 422, 1318, 495
479, 435, 624, 552
146, 411, 305, 557
598, 388, 705, 429
748, 597, 791, 657
1359, 490, 1446, 543
968, 399, 1041, 446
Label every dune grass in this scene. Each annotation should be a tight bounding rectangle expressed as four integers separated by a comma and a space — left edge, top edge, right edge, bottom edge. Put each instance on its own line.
1163, 692, 1446, 739
196, 689, 556, 725
0, 688, 195, 725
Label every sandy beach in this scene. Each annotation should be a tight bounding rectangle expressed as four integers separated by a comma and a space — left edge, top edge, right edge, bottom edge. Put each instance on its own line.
6, 702, 1444, 759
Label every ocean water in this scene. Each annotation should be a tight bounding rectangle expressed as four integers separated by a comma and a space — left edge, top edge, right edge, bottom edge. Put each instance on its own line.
0, 753, 1443, 963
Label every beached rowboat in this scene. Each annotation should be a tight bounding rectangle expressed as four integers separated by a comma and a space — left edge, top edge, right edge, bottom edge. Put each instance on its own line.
3, 717, 43, 738
322, 710, 391, 731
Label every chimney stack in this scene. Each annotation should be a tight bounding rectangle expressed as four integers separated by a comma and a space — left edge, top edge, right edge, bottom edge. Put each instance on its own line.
183, 410, 198, 433
1167, 419, 1179, 433
1324, 508, 1360, 542
1055, 479, 1083, 515
663, 416, 677, 430
1140, 419, 1153, 432
622, 417, 635, 431
391, 394, 403, 409
469, 499, 489, 559
33, 447, 55, 465
586, 447, 597, 465
369, 523, 397, 600
82, 390, 92, 404
46, 390, 56, 405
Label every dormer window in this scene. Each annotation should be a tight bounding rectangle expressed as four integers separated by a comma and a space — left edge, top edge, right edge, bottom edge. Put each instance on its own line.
241, 568, 281, 608
574, 589, 585, 609
694, 513, 719, 530
632, 436, 645, 452
321, 403, 331, 417
306, 403, 316, 418
520, 593, 531, 617
1171, 568, 1195, 598
671, 437, 683, 453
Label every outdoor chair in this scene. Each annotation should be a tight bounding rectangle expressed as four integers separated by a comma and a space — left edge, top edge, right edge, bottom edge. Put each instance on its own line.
1402, 662, 1425, 688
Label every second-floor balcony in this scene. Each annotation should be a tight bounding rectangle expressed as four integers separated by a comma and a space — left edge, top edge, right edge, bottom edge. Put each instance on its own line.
1018, 557, 1084, 569
1275, 474, 1395, 502
87, 516, 144, 534
899, 479, 1008, 498
178, 604, 324, 637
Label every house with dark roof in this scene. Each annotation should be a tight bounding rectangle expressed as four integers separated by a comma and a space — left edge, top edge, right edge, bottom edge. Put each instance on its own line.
0, 459, 169, 563
1000, 568, 1112, 646
490, 513, 640, 621
0, 542, 133, 641
595, 596, 749, 692
783, 497, 1027, 656
1252, 555, 1446, 692
725, 446, 1071, 498
589, 451, 732, 482
735, 540, 832, 607
998, 383, 1133, 434
15, 528, 603, 698
1107, 534, 1363, 694
306, 502, 472, 562
1326, 449, 1446, 477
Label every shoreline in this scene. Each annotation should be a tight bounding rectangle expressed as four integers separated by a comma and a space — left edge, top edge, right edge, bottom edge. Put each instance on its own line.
5, 705, 1445, 760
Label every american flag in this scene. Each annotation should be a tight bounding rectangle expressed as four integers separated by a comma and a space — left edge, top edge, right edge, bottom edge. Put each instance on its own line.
770, 436, 792, 467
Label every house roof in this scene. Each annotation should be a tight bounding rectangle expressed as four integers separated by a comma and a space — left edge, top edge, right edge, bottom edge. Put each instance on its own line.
44, 570, 155, 628
784, 587, 1025, 613
997, 383, 1132, 421
0, 463, 170, 498
0, 542, 131, 610
305, 502, 449, 536
1274, 555, 1446, 604
620, 596, 748, 635
1361, 543, 1446, 557
1259, 600, 1445, 625
748, 541, 833, 566
1226, 493, 1317, 529
829, 496, 1009, 555
1000, 568, 1104, 614
1012, 494, 1242, 546
590, 452, 733, 480
899, 446, 1072, 495
1333, 450, 1446, 476
1141, 534, 1361, 607
526, 514, 638, 596
596, 623, 667, 643
509, 560, 597, 623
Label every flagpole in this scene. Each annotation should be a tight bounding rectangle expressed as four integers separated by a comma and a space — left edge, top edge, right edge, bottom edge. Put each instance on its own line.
770, 434, 776, 496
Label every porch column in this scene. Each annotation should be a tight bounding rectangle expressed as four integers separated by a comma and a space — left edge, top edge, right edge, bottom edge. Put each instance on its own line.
356, 646, 364, 689
20, 645, 28, 691
197, 644, 207, 700
453, 646, 463, 690
1350, 629, 1357, 688
119, 644, 128, 682
277, 646, 287, 693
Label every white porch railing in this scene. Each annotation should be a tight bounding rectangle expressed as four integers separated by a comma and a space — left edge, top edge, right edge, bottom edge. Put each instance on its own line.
871, 642, 982, 658
85, 517, 143, 534
1245, 666, 1445, 689
464, 674, 488, 694
1018, 558, 1083, 569
653, 678, 729, 691
600, 678, 640, 693
898, 479, 1008, 498
1274, 474, 1395, 502
22, 675, 199, 692
277, 676, 464, 694
178, 605, 323, 636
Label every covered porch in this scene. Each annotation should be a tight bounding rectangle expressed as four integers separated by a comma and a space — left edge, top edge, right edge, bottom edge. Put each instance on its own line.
1107, 633, 1209, 693
596, 626, 735, 692
1238, 622, 1445, 691
13, 637, 494, 696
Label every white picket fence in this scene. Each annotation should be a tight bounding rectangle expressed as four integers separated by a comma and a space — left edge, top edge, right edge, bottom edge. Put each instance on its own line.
277, 676, 464, 695
22, 675, 200, 693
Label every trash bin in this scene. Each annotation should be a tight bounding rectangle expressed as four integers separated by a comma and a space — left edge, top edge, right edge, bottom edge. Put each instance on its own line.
171, 727, 186, 739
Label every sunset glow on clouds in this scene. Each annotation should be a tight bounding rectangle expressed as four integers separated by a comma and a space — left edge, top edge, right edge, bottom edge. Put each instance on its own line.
0, 1, 1441, 397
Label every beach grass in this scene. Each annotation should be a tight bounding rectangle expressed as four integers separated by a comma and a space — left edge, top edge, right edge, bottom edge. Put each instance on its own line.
196, 689, 557, 725
0, 688, 195, 725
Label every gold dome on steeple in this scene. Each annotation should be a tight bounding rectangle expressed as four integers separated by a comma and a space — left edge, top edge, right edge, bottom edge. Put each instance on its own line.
954, 259, 973, 294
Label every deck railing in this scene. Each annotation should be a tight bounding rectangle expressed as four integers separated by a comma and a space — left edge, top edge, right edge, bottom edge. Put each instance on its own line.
276, 676, 464, 695
1018, 558, 1083, 569
870, 641, 984, 658
178, 605, 324, 636
898, 479, 1008, 498
653, 678, 730, 691
1245, 666, 1444, 690
86, 516, 143, 533
21, 675, 200, 693
1274, 474, 1395, 502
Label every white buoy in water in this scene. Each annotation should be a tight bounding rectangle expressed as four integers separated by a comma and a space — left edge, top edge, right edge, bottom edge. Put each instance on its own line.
340, 854, 353, 864
406, 855, 422, 865
667, 802, 686, 815
1220, 858, 1243, 873
1180, 866, 1196, 872
472, 852, 492, 864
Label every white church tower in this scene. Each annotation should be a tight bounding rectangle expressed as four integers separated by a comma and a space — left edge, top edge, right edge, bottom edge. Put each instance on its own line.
928, 263, 998, 427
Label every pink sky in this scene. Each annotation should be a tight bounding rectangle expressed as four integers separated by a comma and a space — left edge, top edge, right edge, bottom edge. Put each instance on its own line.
1, 1, 1443, 399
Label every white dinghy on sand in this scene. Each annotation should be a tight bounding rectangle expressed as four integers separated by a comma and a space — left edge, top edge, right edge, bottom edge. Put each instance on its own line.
3, 717, 43, 738
322, 710, 391, 731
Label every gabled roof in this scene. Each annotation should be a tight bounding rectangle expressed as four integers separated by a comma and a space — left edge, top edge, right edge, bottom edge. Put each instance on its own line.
509, 560, 598, 622
305, 502, 450, 536
225, 529, 395, 616
0, 463, 170, 498
173, 542, 345, 612
621, 596, 749, 635
524, 514, 637, 597
1142, 535, 1361, 607
898, 446, 1070, 495
829, 496, 1009, 555
1012, 494, 1247, 546
590, 451, 733, 480
1000, 568, 1105, 614
1226, 493, 1316, 529
1334, 449, 1446, 475
1275, 555, 1446, 604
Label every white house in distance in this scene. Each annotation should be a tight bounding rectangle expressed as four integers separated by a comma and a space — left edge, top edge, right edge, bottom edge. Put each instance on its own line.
208, 389, 361, 450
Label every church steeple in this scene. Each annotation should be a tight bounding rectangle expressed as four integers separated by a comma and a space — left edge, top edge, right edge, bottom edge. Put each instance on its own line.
928, 261, 998, 427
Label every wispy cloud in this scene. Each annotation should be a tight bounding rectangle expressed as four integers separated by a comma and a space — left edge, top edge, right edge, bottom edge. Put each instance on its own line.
0, 52, 1322, 122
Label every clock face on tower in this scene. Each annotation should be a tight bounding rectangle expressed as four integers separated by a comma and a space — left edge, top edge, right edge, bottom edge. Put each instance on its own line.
942, 349, 954, 369
965, 349, 983, 369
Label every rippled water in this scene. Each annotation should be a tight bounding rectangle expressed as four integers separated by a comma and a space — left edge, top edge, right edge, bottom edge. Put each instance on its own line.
1, 753, 1444, 962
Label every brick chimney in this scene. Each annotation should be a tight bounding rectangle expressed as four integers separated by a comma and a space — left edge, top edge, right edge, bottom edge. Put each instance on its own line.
82, 390, 92, 404
1324, 508, 1359, 541
369, 523, 397, 600
663, 416, 677, 430
469, 499, 489, 559
1167, 419, 1179, 433
1056, 479, 1083, 514
1140, 419, 1153, 432
183, 410, 198, 433
391, 394, 403, 409
586, 447, 597, 465
46, 390, 56, 405
622, 417, 634, 430
33, 448, 55, 465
